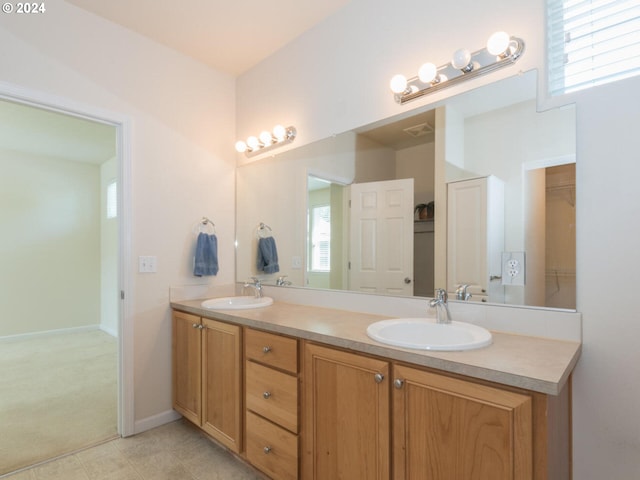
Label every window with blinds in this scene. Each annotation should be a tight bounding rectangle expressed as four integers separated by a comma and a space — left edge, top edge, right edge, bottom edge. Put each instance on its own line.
310, 205, 330, 272
547, 0, 640, 95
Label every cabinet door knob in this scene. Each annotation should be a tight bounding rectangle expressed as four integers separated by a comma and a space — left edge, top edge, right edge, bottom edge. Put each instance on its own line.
263, 346, 272, 353
263, 391, 272, 399
263, 446, 272, 454
374, 373, 385, 384
192, 323, 199, 328
394, 378, 405, 389
198, 324, 204, 329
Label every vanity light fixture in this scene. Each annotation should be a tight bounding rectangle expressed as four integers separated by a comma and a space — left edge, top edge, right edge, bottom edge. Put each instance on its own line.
390, 31, 525, 105
235, 125, 297, 157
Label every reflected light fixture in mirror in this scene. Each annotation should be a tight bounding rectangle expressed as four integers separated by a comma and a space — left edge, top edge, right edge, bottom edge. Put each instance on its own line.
390, 31, 525, 105
235, 125, 297, 157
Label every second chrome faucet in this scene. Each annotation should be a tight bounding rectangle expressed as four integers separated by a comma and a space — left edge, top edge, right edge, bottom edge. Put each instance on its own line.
244, 277, 263, 298
429, 288, 452, 324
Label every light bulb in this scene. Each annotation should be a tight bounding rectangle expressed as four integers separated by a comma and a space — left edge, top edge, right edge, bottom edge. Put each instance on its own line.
273, 125, 286, 141
259, 130, 273, 146
451, 48, 472, 70
235, 140, 247, 153
390, 74, 408, 94
246, 136, 259, 150
487, 31, 511, 56
418, 63, 437, 84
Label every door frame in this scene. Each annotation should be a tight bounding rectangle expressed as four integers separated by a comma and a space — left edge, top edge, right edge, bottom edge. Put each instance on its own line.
0, 80, 134, 436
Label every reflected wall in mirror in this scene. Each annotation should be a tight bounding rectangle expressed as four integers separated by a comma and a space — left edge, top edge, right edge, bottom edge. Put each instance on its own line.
236, 70, 576, 310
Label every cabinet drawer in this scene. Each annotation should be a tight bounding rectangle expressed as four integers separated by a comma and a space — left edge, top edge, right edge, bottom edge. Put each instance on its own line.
246, 411, 298, 480
246, 361, 298, 433
245, 328, 298, 374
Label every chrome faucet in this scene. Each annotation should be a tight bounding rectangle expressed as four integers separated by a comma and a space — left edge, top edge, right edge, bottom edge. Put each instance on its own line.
429, 288, 452, 324
455, 284, 472, 301
276, 275, 292, 286
244, 277, 263, 298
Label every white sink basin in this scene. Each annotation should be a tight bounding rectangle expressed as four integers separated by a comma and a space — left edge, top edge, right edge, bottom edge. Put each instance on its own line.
201, 296, 273, 310
366, 318, 492, 351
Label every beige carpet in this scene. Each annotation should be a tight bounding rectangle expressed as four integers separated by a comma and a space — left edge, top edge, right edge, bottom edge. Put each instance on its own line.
0, 330, 118, 476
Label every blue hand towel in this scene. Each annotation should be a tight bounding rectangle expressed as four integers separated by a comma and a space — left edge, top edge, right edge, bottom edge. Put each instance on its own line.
257, 236, 279, 274
194, 233, 219, 276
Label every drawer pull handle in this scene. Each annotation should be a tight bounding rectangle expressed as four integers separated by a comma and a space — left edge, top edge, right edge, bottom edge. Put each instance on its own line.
263, 346, 272, 353
263, 391, 272, 399
263, 446, 272, 454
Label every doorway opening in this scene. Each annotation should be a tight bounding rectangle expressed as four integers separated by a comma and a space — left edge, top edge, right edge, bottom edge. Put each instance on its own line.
0, 86, 132, 474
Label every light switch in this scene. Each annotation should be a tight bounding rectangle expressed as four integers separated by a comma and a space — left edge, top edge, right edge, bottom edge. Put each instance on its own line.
139, 256, 157, 273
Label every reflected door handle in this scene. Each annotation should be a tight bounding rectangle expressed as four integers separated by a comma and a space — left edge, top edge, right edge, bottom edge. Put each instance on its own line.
404, 277, 411, 284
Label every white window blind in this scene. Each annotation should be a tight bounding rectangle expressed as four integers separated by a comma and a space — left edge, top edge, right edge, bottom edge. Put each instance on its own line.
548, 0, 640, 95
310, 205, 330, 272
107, 180, 117, 219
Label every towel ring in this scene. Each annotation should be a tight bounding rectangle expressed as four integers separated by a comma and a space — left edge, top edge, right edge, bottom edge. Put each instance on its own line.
198, 217, 216, 234
257, 222, 272, 239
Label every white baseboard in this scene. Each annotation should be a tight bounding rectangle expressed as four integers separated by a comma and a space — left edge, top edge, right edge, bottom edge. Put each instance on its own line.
99, 325, 118, 338
0, 324, 100, 343
133, 409, 182, 436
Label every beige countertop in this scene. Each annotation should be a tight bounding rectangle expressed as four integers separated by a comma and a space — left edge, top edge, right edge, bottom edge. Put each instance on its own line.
171, 298, 581, 396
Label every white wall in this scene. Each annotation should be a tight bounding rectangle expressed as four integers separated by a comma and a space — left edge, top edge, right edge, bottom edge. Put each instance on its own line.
0, 2, 236, 428
236, 0, 640, 477
0, 148, 101, 336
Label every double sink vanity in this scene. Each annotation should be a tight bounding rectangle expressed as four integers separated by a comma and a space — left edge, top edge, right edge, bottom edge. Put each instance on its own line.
171, 294, 580, 480
173, 67, 581, 479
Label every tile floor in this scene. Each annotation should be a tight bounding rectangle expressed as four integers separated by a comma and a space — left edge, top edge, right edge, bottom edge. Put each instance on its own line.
2, 420, 267, 480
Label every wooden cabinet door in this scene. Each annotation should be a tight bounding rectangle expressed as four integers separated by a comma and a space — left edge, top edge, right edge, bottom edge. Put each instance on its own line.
172, 311, 202, 425
303, 343, 390, 480
201, 317, 243, 453
393, 365, 532, 480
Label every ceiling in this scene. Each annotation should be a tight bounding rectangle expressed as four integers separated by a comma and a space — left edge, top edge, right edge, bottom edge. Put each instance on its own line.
359, 110, 437, 150
65, 0, 353, 75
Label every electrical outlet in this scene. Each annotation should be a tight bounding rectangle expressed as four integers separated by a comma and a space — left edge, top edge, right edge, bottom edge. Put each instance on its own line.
501, 252, 525, 286
291, 256, 302, 269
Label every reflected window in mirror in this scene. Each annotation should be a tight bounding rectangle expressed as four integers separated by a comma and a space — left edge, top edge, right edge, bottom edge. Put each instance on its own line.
309, 204, 330, 272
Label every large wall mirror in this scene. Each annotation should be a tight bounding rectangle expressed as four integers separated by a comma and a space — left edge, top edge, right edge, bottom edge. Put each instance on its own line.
236, 70, 576, 310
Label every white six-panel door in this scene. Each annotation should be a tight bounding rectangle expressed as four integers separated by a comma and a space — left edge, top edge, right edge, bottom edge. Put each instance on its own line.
349, 178, 414, 295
